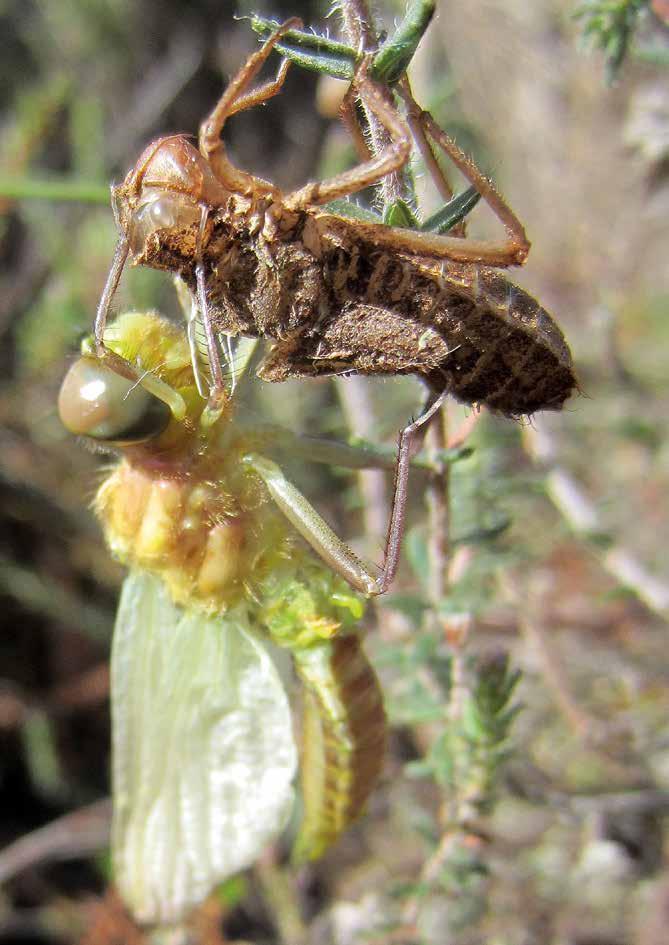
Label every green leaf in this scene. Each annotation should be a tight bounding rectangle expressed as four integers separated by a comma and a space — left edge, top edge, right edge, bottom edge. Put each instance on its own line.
325, 198, 383, 223
249, 16, 357, 80
422, 186, 481, 234
383, 198, 420, 229
372, 0, 436, 83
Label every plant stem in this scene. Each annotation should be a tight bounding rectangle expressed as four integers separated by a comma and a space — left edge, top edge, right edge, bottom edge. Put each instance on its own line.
339, 0, 410, 206
0, 177, 110, 204
339, 0, 378, 50
425, 408, 450, 609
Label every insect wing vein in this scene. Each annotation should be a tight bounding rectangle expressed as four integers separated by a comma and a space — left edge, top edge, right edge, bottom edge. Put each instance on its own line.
110, 571, 297, 925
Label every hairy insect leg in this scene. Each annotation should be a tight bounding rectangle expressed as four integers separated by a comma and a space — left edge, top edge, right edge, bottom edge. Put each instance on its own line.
374, 389, 447, 593
94, 235, 129, 356
396, 77, 530, 262
400, 78, 456, 207
243, 391, 446, 596
301, 71, 529, 264
285, 66, 412, 210
199, 18, 300, 194
338, 72, 475, 235
339, 82, 372, 162
90, 237, 187, 420
227, 57, 291, 120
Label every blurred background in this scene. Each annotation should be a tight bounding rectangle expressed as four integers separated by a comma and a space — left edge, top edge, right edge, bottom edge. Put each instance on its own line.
0, 1, 668, 943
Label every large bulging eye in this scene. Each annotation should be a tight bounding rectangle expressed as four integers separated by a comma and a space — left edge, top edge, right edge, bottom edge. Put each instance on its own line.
58, 357, 171, 443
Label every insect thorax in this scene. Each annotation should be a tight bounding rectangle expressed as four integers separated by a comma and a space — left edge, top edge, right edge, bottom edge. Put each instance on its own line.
95, 460, 283, 613
95, 456, 365, 649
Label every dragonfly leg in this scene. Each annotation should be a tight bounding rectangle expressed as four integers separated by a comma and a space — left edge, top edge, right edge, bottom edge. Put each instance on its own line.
243, 450, 379, 595
90, 236, 187, 420
400, 77, 456, 208
395, 76, 530, 263
285, 63, 411, 210
172, 276, 209, 399
372, 388, 447, 593
339, 81, 372, 162
243, 391, 446, 596
199, 19, 299, 195
94, 235, 129, 357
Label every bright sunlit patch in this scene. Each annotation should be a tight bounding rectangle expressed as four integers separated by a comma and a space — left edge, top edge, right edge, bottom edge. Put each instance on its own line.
80, 378, 107, 401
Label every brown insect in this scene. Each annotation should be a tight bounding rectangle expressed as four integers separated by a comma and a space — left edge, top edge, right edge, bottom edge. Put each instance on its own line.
94, 18, 576, 424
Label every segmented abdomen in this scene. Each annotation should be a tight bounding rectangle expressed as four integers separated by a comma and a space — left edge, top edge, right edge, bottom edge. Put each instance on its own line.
291, 634, 386, 862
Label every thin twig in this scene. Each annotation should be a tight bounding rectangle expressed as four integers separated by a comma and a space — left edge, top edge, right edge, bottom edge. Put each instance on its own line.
523, 419, 669, 619
339, 0, 408, 205
0, 799, 111, 883
255, 851, 307, 945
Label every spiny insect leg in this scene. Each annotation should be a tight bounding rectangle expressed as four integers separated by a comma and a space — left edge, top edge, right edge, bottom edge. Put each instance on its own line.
396, 77, 530, 263
94, 235, 129, 356
243, 392, 445, 596
340, 81, 372, 162
227, 57, 290, 120
199, 18, 300, 194
375, 388, 448, 594
400, 76, 457, 209
285, 66, 412, 210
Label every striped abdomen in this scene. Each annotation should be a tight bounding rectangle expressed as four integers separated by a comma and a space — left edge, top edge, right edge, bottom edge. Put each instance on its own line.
258, 238, 577, 416
291, 634, 386, 862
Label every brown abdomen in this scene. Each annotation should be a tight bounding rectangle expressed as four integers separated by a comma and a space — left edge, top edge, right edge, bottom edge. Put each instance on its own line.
259, 243, 577, 416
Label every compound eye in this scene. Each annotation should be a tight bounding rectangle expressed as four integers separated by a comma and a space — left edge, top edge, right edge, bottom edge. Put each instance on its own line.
58, 357, 171, 443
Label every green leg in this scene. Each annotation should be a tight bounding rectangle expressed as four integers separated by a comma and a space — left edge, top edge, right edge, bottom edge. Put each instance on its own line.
242, 452, 379, 596
243, 390, 447, 597
244, 422, 471, 473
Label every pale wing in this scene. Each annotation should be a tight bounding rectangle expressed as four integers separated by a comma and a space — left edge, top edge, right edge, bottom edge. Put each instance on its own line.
111, 571, 297, 925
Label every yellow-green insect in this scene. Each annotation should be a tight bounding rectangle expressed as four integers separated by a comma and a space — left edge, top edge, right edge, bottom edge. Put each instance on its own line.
58, 311, 387, 925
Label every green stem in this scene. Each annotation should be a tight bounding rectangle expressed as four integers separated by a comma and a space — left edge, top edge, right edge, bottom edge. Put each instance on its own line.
372, 0, 436, 83
0, 177, 110, 204
249, 16, 357, 80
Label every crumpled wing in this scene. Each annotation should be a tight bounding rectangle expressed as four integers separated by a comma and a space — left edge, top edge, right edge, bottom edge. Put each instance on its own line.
110, 571, 297, 925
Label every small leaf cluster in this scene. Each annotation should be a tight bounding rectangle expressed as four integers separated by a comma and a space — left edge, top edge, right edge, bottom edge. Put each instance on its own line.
574, 0, 651, 82
406, 653, 521, 816
377, 629, 453, 725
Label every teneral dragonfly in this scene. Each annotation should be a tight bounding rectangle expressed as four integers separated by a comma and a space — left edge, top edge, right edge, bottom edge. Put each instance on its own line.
58, 311, 386, 924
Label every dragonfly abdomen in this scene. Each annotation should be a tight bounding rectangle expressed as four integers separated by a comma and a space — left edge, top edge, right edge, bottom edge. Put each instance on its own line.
292, 634, 386, 862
